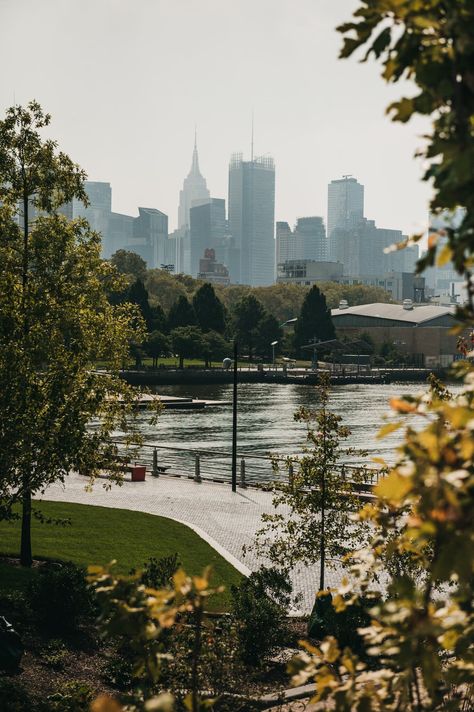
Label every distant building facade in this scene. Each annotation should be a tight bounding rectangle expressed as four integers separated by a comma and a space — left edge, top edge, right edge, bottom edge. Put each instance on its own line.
131, 207, 171, 269
276, 216, 327, 265
277, 259, 343, 285
59, 181, 112, 257
189, 198, 226, 277
341, 272, 426, 302
177, 135, 210, 230
327, 176, 418, 280
331, 301, 466, 367
228, 153, 275, 286
327, 176, 364, 260
423, 208, 466, 293
197, 248, 230, 286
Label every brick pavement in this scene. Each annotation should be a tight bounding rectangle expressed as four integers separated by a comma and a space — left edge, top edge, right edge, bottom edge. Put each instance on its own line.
41, 472, 345, 613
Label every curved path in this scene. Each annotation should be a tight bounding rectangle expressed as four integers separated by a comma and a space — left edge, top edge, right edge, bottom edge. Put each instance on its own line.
41, 472, 344, 613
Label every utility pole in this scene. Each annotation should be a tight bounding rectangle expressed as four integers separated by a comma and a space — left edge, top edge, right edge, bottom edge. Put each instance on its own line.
231, 341, 238, 492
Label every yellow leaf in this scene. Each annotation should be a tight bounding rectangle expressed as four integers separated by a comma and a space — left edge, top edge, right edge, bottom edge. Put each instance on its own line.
436, 243, 452, 267
390, 397, 416, 413
375, 471, 413, 502
427, 233, 439, 249
377, 421, 402, 439
91, 696, 123, 712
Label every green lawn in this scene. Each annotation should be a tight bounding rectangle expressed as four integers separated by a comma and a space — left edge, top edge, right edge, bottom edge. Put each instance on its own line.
0, 500, 242, 609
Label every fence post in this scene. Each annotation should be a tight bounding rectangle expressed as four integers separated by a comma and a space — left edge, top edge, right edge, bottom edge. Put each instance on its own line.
240, 458, 246, 488
288, 461, 294, 487
194, 454, 202, 483
152, 448, 159, 478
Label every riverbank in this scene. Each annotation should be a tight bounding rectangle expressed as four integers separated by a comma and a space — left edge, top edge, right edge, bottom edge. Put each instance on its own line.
120, 366, 443, 387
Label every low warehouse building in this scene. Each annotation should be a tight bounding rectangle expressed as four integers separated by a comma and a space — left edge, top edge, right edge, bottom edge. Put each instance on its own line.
331, 300, 466, 367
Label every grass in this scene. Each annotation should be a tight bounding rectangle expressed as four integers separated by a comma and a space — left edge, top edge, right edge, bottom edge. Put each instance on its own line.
0, 500, 242, 609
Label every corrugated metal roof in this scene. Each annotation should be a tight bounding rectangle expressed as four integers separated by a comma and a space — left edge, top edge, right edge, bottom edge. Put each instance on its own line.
331, 302, 457, 324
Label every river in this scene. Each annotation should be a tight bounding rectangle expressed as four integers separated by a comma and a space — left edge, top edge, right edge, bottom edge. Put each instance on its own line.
130, 381, 430, 483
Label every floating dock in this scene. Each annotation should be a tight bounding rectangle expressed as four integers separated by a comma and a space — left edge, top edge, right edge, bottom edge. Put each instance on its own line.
133, 394, 230, 410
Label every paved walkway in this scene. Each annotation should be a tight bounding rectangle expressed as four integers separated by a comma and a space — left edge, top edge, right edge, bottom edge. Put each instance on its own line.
41, 472, 344, 613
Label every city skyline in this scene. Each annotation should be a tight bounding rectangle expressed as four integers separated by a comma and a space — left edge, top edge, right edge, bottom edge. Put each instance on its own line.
0, 0, 432, 238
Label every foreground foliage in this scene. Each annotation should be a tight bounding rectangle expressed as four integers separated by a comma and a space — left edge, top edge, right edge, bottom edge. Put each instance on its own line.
287, 3, 474, 709
0, 102, 152, 565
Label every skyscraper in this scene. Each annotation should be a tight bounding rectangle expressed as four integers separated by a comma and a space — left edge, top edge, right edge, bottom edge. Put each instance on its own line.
59, 181, 112, 256
177, 133, 210, 230
327, 176, 364, 260
189, 198, 226, 277
277, 216, 327, 265
228, 153, 275, 286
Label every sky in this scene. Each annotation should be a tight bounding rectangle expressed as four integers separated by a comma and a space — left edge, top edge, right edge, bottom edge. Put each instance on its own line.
0, 0, 433, 236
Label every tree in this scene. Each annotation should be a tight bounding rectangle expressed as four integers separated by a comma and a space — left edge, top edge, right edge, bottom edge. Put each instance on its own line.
231, 294, 265, 360
254, 375, 369, 591
192, 282, 226, 333
170, 326, 203, 368
254, 313, 283, 360
110, 249, 147, 282
201, 331, 231, 368
0, 102, 148, 566
126, 278, 153, 331
289, 4, 474, 708
144, 331, 170, 368
293, 285, 335, 356
167, 295, 196, 332
150, 302, 166, 332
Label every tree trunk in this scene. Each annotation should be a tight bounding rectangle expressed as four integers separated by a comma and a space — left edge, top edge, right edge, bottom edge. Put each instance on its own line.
20, 187, 33, 567
20, 484, 32, 567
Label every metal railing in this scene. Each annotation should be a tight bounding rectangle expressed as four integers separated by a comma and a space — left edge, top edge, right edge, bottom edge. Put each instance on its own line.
111, 439, 382, 489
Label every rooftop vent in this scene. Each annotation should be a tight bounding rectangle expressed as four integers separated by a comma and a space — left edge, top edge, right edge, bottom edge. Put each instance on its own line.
402, 299, 414, 310
338, 299, 349, 310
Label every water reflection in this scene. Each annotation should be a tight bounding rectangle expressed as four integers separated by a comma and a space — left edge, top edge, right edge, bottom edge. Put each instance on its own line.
134, 381, 429, 465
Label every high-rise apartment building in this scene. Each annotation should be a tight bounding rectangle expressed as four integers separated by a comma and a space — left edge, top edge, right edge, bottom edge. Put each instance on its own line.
277, 216, 327, 265
228, 153, 275, 286
327, 176, 364, 260
177, 135, 210, 229
189, 198, 226, 277
59, 181, 112, 256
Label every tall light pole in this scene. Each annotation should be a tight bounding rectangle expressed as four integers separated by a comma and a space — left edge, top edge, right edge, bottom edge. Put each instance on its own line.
271, 340, 278, 368
231, 341, 238, 492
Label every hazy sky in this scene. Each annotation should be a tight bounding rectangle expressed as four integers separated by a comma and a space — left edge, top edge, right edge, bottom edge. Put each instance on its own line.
1, 0, 432, 235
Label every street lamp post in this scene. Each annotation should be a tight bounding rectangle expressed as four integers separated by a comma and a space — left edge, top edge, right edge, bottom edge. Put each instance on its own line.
271, 340, 278, 368
231, 340, 238, 492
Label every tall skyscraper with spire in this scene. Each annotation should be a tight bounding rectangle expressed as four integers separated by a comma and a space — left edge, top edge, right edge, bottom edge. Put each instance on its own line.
177, 132, 210, 229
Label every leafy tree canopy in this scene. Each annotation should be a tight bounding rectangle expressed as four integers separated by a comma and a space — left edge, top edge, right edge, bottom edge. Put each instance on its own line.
231, 294, 266, 359
167, 295, 197, 332
192, 282, 226, 333
338, 0, 474, 317
294, 285, 335, 354
0, 102, 150, 566
111, 249, 147, 282
170, 326, 203, 368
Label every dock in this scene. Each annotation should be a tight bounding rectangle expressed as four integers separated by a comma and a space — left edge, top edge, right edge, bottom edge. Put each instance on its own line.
131, 393, 230, 410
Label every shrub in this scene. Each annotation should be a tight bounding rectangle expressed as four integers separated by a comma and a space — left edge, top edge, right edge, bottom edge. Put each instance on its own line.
102, 651, 134, 690
308, 591, 381, 661
138, 553, 180, 589
27, 561, 94, 633
230, 567, 291, 666
40, 639, 68, 670
39, 681, 94, 712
